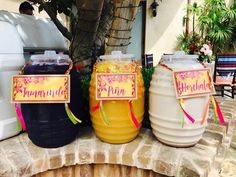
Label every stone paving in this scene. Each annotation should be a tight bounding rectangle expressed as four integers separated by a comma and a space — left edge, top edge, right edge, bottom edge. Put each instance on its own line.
0, 96, 235, 177
208, 97, 236, 177
217, 97, 236, 177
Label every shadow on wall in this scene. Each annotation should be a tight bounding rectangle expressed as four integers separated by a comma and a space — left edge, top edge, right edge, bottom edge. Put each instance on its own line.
146, 0, 185, 64
0, 10, 67, 50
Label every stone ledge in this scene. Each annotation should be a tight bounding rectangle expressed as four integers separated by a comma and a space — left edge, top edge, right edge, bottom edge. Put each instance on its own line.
0, 97, 235, 177
33, 164, 167, 177
0, 127, 223, 177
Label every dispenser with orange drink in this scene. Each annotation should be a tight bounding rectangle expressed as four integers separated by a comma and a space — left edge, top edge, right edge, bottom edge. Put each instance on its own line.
89, 51, 144, 144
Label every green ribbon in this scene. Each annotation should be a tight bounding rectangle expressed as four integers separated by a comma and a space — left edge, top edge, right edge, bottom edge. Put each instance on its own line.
16, 117, 22, 132
179, 109, 185, 128
65, 103, 82, 124
100, 101, 110, 126
213, 107, 219, 124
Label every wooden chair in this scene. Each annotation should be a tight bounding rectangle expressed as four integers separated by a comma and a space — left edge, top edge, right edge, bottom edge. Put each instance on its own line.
213, 54, 236, 98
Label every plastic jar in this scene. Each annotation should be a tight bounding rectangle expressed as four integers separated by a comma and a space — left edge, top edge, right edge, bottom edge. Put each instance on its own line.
21, 51, 82, 148
89, 51, 145, 144
149, 52, 210, 147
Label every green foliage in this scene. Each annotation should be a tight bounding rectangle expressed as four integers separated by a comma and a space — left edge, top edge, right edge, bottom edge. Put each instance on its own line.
176, 32, 202, 54
197, 0, 236, 53
178, 0, 236, 56
142, 67, 155, 97
80, 73, 92, 126
81, 74, 91, 100
141, 67, 155, 128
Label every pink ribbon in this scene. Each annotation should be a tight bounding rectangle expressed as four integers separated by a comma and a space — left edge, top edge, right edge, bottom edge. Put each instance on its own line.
91, 101, 100, 112
15, 104, 26, 131
128, 101, 141, 129
92, 101, 140, 128
179, 99, 195, 124
213, 96, 225, 125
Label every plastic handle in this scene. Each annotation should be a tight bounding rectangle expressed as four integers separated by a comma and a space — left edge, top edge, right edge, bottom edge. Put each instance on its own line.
0, 89, 2, 100
111, 51, 122, 56
44, 50, 57, 56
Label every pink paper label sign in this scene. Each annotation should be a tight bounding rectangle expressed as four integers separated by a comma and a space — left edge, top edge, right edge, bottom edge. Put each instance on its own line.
11, 75, 70, 103
173, 68, 215, 99
96, 73, 137, 100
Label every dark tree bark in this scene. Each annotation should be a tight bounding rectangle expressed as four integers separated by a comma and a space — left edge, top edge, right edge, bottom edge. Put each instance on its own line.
69, 0, 105, 66
30, 0, 139, 67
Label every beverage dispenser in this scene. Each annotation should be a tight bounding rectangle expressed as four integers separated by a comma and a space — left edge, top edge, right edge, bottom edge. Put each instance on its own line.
0, 21, 25, 140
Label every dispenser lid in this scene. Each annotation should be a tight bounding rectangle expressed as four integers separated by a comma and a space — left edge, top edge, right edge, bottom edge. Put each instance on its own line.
100, 51, 134, 60
30, 50, 71, 64
161, 51, 198, 62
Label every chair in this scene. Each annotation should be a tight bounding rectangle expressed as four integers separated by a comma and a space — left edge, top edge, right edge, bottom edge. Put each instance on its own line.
145, 54, 153, 68
213, 54, 236, 98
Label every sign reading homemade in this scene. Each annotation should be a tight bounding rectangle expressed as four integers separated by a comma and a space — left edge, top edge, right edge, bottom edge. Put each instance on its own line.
11, 75, 70, 103
96, 73, 137, 100
173, 68, 215, 99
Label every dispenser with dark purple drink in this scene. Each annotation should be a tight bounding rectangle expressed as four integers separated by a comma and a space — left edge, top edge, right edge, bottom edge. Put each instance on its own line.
21, 51, 82, 148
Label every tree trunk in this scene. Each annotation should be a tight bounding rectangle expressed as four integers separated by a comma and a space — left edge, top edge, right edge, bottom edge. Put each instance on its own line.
70, 0, 104, 68
94, 0, 114, 63
105, 0, 141, 54
192, 13, 195, 36
185, 0, 191, 39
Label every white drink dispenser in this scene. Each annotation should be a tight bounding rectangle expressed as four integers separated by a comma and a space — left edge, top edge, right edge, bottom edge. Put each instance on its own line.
0, 21, 25, 140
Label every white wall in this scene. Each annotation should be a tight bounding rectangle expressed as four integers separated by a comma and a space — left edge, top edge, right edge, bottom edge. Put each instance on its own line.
145, 0, 186, 66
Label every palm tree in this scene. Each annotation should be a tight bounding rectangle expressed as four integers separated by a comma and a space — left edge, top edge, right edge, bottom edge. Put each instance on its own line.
197, 0, 236, 53
185, 0, 191, 39
189, 2, 200, 36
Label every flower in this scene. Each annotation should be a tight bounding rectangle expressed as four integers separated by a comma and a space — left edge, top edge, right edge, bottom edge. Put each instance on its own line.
200, 44, 213, 57
179, 34, 214, 62
198, 43, 213, 63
